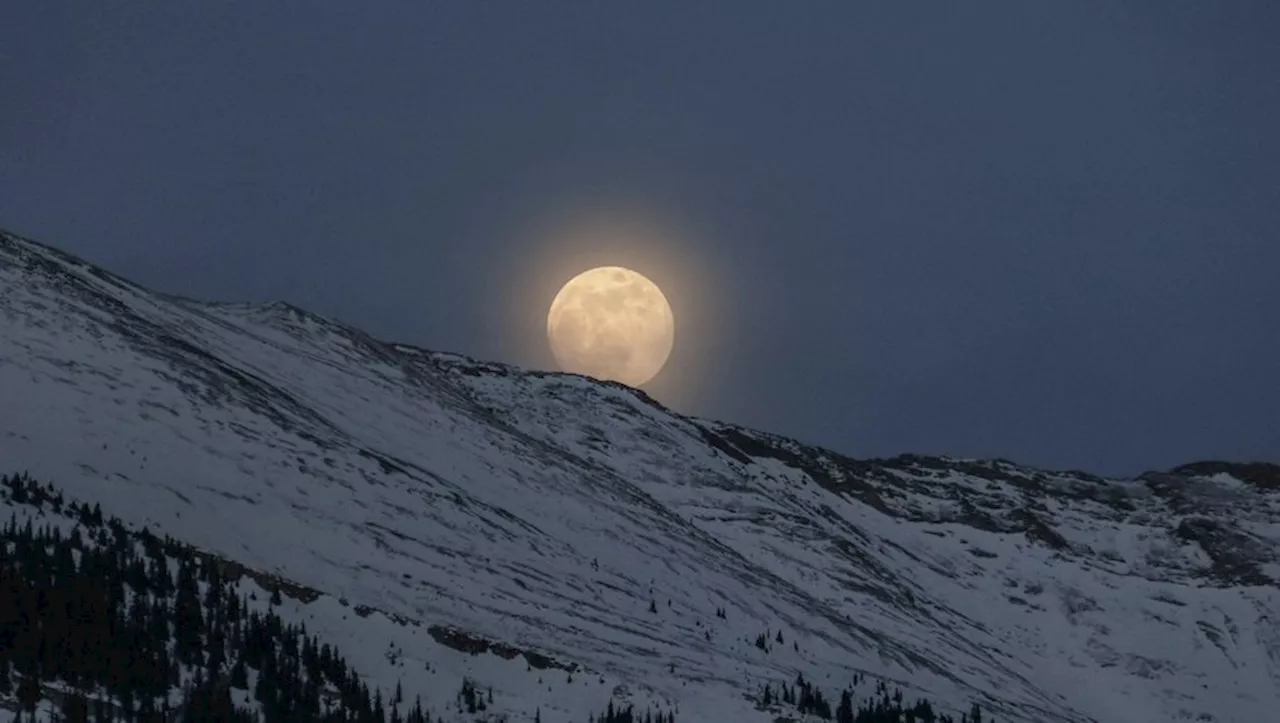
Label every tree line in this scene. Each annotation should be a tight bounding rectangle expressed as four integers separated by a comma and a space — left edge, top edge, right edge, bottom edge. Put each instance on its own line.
0, 472, 427, 723
2, 471, 996, 723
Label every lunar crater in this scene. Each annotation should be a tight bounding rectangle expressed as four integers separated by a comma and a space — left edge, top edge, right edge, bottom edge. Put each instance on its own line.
547, 266, 674, 387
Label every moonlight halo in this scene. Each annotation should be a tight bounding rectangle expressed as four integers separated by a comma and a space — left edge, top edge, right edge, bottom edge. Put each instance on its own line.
547, 266, 674, 387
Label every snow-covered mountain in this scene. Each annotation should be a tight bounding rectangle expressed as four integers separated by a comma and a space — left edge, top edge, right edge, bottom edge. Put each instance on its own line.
1, 228, 1277, 723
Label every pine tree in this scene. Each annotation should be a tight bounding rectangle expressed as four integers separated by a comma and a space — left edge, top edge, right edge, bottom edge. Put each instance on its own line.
15, 674, 42, 716
836, 689, 853, 723
230, 657, 248, 689
61, 690, 91, 723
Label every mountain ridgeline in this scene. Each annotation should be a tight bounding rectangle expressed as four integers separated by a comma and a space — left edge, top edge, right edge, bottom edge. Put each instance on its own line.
0, 228, 1277, 722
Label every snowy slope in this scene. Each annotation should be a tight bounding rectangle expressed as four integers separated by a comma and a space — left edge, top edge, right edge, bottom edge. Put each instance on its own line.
1, 228, 1277, 723
0, 476, 676, 723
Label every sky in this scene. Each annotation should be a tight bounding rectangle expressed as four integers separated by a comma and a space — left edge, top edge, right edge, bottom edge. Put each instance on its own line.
2, 2, 1277, 477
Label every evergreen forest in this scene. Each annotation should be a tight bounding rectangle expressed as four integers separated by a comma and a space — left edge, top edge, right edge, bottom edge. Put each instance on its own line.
1, 472, 993, 723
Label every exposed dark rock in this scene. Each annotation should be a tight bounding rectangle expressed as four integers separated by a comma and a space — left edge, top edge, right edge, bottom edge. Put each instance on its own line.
1173, 517, 1273, 586
426, 626, 576, 672
1007, 507, 1071, 551
1170, 461, 1280, 491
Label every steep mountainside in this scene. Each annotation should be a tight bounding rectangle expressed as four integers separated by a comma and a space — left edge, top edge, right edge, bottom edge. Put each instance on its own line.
0, 472, 689, 723
1, 228, 1277, 723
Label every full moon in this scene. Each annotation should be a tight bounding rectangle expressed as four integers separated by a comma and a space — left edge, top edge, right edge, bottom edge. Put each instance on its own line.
547, 266, 674, 387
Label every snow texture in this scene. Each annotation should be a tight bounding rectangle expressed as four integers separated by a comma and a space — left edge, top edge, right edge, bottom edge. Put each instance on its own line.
1, 229, 1278, 723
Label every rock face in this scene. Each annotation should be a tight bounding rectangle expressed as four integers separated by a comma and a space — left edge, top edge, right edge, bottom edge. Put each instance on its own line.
1, 228, 1277, 723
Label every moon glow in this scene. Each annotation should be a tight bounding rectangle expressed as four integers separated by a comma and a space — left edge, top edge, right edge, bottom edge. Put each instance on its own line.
547, 266, 674, 387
